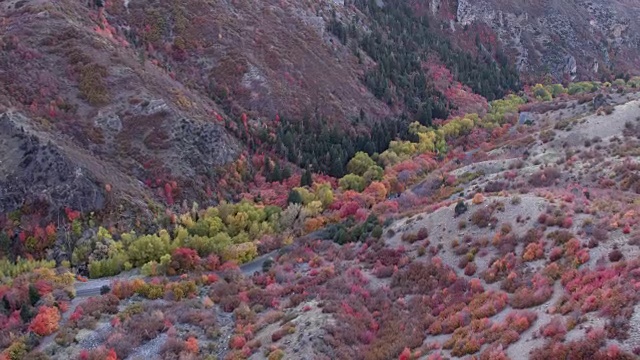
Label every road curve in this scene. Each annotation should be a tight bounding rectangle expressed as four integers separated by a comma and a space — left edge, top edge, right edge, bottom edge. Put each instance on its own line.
72, 246, 292, 298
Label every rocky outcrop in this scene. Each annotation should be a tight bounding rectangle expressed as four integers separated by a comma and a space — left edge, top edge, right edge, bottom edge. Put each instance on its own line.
452, 0, 640, 80
0, 112, 105, 216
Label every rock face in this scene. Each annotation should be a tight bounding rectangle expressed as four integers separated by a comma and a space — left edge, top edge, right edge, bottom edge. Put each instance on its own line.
453, 0, 640, 80
0, 112, 105, 216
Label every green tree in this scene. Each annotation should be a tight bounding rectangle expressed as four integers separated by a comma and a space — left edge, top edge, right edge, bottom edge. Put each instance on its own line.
287, 189, 303, 204
28, 285, 40, 306
339, 174, 366, 192
0, 232, 10, 256
316, 184, 334, 207
300, 169, 313, 187
347, 151, 377, 176
371, 225, 383, 239
20, 305, 33, 322
270, 161, 282, 182
127, 234, 172, 267
363, 165, 384, 183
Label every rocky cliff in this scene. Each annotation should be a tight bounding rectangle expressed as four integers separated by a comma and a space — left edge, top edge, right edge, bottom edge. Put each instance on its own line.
453, 0, 640, 80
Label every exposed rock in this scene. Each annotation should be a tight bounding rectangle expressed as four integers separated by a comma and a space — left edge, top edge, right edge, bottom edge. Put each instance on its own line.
430, 0, 441, 16
592, 93, 608, 110
452, 0, 640, 80
563, 55, 578, 81
0, 112, 106, 216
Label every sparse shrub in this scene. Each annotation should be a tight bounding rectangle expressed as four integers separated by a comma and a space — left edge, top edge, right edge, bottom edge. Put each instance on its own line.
485, 181, 507, 193
417, 246, 426, 257
548, 230, 575, 245
472, 193, 486, 204
78, 63, 110, 106
529, 167, 561, 187
471, 208, 494, 228
464, 262, 477, 276
522, 242, 544, 261
549, 247, 564, 262
268, 349, 285, 360
539, 130, 556, 143
541, 317, 567, 338
455, 200, 468, 217
401, 232, 419, 243
608, 249, 623, 262
592, 228, 609, 241
416, 227, 429, 241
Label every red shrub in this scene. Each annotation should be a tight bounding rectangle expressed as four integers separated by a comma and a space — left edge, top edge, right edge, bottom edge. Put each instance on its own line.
541, 317, 567, 338
29, 306, 61, 336
171, 247, 201, 273
230, 335, 246, 349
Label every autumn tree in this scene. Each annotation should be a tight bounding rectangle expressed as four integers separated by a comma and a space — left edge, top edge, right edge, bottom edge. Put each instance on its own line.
347, 151, 377, 176
29, 305, 61, 336
170, 248, 201, 273
339, 174, 366, 192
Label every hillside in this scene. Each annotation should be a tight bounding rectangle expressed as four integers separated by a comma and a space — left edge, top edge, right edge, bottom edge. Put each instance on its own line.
3, 0, 640, 359
452, 0, 640, 81
4, 77, 640, 359
0, 0, 517, 226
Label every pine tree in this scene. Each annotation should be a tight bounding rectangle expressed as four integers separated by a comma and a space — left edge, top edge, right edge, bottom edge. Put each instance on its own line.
28, 284, 40, 306
1, 295, 10, 314
0, 232, 10, 255
20, 305, 33, 323
271, 161, 282, 182
300, 169, 313, 187
282, 166, 291, 180
287, 190, 303, 205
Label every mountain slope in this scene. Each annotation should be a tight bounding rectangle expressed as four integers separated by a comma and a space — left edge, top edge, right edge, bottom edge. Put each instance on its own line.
0, 0, 519, 224
452, 0, 640, 80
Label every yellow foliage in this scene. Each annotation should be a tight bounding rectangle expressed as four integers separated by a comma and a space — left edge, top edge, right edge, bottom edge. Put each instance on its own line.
222, 242, 258, 263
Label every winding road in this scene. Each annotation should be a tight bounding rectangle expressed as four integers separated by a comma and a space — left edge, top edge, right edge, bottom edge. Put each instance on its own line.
73, 247, 291, 298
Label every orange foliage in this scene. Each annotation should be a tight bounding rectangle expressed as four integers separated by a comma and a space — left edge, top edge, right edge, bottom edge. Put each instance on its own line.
106, 349, 117, 360
364, 181, 388, 205
185, 337, 199, 353
472, 193, 485, 205
304, 217, 325, 233
29, 305, 60, 336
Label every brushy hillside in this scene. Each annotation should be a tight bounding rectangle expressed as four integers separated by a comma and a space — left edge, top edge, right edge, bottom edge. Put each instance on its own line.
3, 77, 640, 359
3, 0, 640, 359
0, 0, 525, 229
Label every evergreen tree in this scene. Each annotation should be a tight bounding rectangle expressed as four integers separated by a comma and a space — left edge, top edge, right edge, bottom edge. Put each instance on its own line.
0, 232, 9, 256
282, 166, 292, 180
2, 295, 11, 314
286, 190, 303, 205
28, 284, 40, 306
20, 305, 33, 323
300, 169, 313, 187
271, 161, 282, 182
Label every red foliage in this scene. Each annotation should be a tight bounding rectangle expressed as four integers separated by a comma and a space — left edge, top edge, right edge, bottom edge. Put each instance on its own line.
34, 279, 53, 296
65, 207, 81, 222
339, 201, 361, 218
185, 337, 199, 353
230, 335, 246, 349
171, 247, 201, 273
164, 182, 175, 205
398, 347, 412, 360
29, 305, 61, 336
